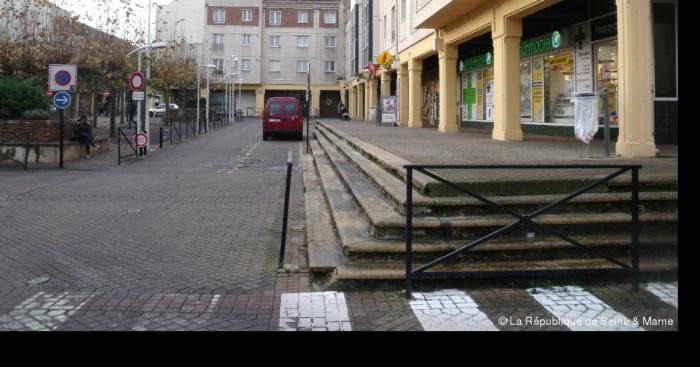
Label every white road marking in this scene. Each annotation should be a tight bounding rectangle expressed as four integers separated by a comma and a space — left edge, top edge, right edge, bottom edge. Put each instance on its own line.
0, 292, 94, 331
409, 289, 499, 331
645, 282, 678, 309
527, 286, 644, 331
279, 292, 352, 331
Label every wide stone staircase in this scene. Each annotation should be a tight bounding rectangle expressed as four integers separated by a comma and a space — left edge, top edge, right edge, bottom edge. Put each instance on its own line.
304, 121, 678, 287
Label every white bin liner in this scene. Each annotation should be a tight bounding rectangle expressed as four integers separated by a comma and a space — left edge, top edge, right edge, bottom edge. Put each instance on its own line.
572, 93, 599, 145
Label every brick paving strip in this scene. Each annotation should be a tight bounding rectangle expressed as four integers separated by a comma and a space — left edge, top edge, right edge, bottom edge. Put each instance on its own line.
527, 285, 644, 331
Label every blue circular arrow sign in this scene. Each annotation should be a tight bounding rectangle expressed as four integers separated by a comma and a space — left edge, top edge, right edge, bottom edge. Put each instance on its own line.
53, 91, 72, 109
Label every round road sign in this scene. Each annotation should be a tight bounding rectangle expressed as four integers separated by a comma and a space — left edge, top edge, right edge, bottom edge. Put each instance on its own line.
135, 132, 148, 148
129, 72, 145, 91
103, 89, 110, 97
55, 70, 72, 86
52, 91, 72, 109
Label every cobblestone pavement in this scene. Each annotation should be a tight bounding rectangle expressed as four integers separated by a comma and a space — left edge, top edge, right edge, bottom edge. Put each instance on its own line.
0, 119, 678, 331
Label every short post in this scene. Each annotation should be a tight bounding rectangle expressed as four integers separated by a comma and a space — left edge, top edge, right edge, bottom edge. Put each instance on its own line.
159, 127, 163, 149
24, 131, 30, 171
117, 128, 122, 165
405, 167, 413, 299
169, 122, 173, 145
59, 109, 64, 168
278, 151, 294, 268
631, 167, 640, 291
603, 87, 612, 158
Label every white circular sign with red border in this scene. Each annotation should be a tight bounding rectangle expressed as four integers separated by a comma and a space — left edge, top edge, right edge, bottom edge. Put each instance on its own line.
135, 132, 148, 148
129, 72, 145, 92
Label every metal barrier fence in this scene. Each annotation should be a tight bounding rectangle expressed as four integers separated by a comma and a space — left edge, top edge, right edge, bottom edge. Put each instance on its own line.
403, 164, 642, 298
0, 130, 31, 170
117, 127, 138, 165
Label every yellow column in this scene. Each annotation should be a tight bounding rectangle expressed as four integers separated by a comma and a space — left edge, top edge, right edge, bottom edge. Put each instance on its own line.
311, 88, 321, 118
381, 70, 392, 97
398, 63, 409, 127
358, 82, 365, 121
339, 79, 346, 105
349, 86, 357, 119
439, 43, 459, 133
364, 81, 371, 121
615, 0, 657, 157
369, 77, 378, 122
408, 57, 423, 128
492, 17, 523, 141
255, 88, 265, 117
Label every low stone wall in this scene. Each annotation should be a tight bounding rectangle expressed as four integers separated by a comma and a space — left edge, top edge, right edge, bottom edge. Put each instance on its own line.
1, 137, 109, 164
0, 119, 75, 142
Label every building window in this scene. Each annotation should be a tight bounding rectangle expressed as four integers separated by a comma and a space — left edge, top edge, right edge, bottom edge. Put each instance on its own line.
324, 36, 336, 48
297, 60, 309, 73
269, 60, 281, 72
298, 11, 308, 24
653, 2, 677, 99
270, 11, 281, 26
324, 11, 336, 24
241, 59, 251, 71
212, 34, 224, 52
269, 35, 280, 48
242, 34, 251, 47
297, 35, 309, 48
242, 9, 253, 22
324, 60, 335, 73
401, 0, 406, 23
391, 6, 396, 43
212, 59, 224, 75
383, 15, 387, 43
213, 9, 225, 24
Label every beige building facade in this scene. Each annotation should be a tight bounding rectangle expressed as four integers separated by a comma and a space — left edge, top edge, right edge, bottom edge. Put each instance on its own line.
360, 0, 678, 157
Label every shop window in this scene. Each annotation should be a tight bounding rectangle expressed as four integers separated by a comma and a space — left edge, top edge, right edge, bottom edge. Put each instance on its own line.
595, 41, 618, 124
520, 61, 532, 122
546, 52, 575, 124
653, 2, 677, 98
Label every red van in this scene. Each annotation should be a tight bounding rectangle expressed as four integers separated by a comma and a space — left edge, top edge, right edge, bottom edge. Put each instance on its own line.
263, 97, 304, 141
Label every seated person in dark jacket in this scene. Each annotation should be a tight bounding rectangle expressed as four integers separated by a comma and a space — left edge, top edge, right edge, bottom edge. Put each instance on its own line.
72, 114, 99, 159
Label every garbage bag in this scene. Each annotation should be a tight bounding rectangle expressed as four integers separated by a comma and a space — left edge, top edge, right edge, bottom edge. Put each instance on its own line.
572, 93, 599, 145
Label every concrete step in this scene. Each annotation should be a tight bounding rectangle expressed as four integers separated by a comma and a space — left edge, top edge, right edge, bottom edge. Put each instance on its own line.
314, 124, 677, 217
334, 257, 678, 281
312, 125, 677, 241
302, 152, 344, 273
315, 120, 678, 197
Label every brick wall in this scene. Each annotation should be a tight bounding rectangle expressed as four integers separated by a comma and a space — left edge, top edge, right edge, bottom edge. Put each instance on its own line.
265, 8, 314, 28
207, 6, 260, 26
0, 120, 75, 143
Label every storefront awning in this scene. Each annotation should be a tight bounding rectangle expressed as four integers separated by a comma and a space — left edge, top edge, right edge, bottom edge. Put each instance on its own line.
415, 0, 490, 29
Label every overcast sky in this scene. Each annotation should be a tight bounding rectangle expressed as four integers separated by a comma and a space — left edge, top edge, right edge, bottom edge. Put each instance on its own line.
49, 0, 172, 42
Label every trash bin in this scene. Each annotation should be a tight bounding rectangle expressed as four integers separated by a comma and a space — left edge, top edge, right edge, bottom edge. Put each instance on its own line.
572, 93, 599, 145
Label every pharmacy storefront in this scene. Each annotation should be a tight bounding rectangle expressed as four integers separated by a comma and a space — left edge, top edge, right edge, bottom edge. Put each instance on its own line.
459, 14, 621, 136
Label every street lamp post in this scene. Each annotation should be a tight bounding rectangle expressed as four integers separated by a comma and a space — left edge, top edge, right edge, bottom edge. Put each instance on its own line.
195, 64, 216, 133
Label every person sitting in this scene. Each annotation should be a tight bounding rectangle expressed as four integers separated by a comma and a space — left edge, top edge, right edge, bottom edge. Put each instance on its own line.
72, 114, 99, 159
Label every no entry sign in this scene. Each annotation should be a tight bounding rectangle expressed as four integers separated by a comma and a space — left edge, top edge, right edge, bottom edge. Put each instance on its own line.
129, 71, 145, 92
135, 132, 148, 148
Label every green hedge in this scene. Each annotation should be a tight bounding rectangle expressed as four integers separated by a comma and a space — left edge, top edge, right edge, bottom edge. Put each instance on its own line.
0, 77, 50, 119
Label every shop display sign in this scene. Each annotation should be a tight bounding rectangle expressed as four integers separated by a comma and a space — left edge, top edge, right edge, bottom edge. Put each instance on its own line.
532, 57, 545, 123
575, 23, 594, 93
521, 31, 562, 58
460, 52, 492, 73
485, 70, 495, 121
548, 54, 573, 69
591, 14, 617, 42
476, 71, 484, 121
381, 96, 397, 124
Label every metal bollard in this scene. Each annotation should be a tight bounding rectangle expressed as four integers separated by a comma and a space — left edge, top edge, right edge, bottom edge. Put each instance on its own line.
160, 127, 163, 149
278, 151, 293, 268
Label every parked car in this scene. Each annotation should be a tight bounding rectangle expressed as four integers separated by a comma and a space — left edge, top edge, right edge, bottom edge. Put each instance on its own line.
149, 103, 179, 117
262, 97, 303, 141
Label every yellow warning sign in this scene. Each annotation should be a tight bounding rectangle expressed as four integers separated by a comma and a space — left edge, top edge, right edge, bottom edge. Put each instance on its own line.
377, 51, 394, 69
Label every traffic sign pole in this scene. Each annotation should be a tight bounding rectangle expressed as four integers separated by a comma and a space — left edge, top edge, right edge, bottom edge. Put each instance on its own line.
59, 109, 64, 168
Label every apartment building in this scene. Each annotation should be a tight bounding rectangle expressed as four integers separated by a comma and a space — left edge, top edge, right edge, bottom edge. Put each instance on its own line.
342, 0, 381, 121
156, 0, 344, 117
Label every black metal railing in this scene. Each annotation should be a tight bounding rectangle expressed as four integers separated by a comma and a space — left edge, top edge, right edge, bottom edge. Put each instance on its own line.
117, 127, 138, 165
404, 164, 642, 298
0, 130, 31, 170
278, 151, 294, 268
169, 121, 183, 144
